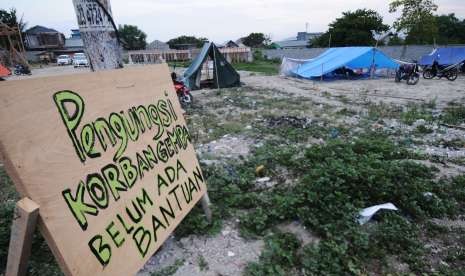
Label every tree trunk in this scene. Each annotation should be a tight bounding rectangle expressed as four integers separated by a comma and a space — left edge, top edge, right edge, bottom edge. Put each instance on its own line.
72, 0, 123, 71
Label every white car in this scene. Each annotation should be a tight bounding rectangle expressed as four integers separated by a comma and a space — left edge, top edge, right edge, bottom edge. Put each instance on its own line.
57, 55, 72, 66
73, 53, 89, 68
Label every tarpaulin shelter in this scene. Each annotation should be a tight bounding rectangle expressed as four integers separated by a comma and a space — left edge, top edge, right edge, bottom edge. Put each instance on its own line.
183, 42, 240, 90
293, 47, 399, 79
0, 64, 10, 78
280, 57, 313, 77
419, 47, 465, 66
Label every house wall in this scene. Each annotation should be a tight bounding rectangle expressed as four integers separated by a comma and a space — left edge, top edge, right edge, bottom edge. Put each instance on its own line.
25, 34, 40, 49
25, 33, 64, 50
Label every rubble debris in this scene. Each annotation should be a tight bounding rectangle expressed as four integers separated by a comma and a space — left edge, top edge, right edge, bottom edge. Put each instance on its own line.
266, 116, 312, 129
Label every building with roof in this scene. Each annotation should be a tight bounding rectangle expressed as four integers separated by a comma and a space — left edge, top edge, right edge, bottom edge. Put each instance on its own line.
25, 28, 85, 63
70, 29, 81, 39
24, 25, 65, 50
63, 29, 84, 53
147, 40, 170, 50
274, 32, 323, 49
224, 40, 240, 48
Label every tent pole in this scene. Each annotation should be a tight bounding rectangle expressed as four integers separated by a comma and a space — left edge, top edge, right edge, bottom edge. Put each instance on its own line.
213, 45, 220, 91
371, 47, 376, 79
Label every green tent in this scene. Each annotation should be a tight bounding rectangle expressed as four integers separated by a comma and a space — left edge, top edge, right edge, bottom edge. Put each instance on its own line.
182, 42, 240, 90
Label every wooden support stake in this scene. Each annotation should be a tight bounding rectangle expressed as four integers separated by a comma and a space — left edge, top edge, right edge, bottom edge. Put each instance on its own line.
181, 111, 213, 224
6, 198, 40, 276
200, 194, 213, 223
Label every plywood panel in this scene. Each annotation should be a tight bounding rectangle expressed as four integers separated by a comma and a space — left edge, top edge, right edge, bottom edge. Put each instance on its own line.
0, 64, 207, 276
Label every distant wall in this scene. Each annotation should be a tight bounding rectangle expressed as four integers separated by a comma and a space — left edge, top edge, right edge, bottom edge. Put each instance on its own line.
127, 47, 252, 64
263, 45, 465, 62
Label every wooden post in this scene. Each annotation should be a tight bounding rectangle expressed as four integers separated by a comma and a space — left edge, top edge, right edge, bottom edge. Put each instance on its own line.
213, 46, 220, 90
180, 111, 213, 224
5, 198, 39, 276
71, 0, 123, 71
200, 194, 213, 223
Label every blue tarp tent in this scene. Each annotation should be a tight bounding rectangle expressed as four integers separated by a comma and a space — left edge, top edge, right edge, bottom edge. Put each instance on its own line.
293, 47, 399, 78
419, 47, 465, 66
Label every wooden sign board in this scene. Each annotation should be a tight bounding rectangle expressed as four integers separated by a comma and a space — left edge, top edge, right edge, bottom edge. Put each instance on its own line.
0, 64, 207, 275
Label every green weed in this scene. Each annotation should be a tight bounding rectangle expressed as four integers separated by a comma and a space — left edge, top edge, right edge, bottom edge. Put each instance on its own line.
244, 232, 300, 276
235, 135, 463, 274
442, 104, 465, 125
150, 258, 185, 276
401, 104, 433, 125
197, 255, 209, 271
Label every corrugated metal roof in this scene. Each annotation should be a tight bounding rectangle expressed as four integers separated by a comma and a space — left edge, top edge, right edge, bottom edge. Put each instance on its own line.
26, 25, 59, 34
275, 40, 309, 48
147, 40, 170, 50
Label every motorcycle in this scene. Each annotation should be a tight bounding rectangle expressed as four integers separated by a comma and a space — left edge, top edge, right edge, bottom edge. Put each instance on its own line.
423, 61, 462, 81
14, 64, 32, 76
395, 62, 420, 85
171, 72, 193, 107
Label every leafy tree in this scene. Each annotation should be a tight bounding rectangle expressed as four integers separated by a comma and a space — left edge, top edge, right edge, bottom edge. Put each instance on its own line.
311, 9, 389, 47
389, 0, 438, 44
435, 13, 465, 44
167, 36, 208, 49
0, 8, 26, 31
0, 8, 27, 50
243, 33, 266, 48
118, 24, 147, 50
387, 33, 405, 45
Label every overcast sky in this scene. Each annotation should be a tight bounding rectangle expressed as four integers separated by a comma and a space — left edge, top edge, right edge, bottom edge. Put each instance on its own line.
2, 0, 464, 43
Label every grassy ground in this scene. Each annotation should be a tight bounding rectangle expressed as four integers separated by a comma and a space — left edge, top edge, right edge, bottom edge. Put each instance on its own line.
0, 166, 62, 276
167, 61, 192, 69
175, 86, 465, 275
168, 59, 281, 76
233, 60, 280, 75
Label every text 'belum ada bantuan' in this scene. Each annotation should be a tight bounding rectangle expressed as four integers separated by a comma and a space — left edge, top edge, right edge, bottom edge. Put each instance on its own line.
53, 90, 206, 267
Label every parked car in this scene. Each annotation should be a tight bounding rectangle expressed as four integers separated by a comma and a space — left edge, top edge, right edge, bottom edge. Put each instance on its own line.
57, 55, 72, 66
73, 53, 89, 68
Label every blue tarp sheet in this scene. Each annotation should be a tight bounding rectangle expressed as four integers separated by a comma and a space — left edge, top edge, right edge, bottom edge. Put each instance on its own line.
293, 47, 399, 78
419, 47, 465, 66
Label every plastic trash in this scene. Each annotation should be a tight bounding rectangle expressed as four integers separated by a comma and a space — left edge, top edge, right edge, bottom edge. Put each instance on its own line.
357, 203, 398, 225
255, 165, 266, 176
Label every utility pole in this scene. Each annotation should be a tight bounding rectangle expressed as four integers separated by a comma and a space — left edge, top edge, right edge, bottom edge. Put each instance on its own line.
71, 0, 123, 71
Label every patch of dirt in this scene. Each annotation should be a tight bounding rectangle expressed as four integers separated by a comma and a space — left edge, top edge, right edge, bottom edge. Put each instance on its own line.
266, 116, 312, 128
277, 221, 320, 247
138, 221, 264, 276
197, 135, 254, 164
431, 217, 465, 229
413, 160, 465, 179
242, 74, 465, 108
